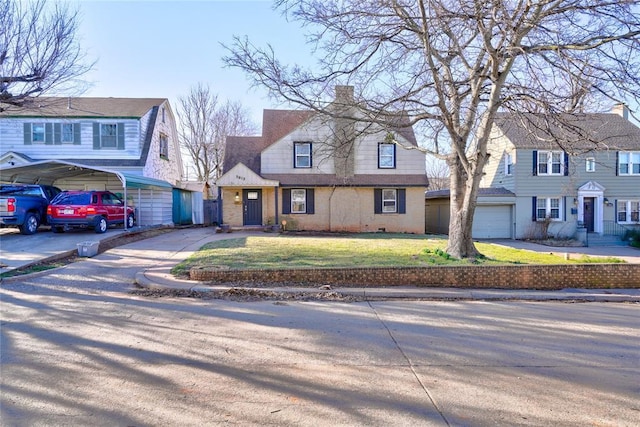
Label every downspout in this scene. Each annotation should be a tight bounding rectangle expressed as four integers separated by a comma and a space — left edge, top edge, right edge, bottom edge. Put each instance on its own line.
218, 186, 223, 225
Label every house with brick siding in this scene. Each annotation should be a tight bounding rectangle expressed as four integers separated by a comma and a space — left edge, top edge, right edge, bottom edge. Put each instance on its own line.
217, 86, 428, 233
425, 105, 640, 240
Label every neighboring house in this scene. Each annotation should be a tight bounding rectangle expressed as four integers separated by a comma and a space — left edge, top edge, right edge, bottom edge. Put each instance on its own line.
0, 97, 188, 226
425, 105, 640, 239
217, 86, 428, 233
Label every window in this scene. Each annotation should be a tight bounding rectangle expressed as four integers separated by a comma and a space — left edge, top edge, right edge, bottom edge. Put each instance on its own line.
282, 188, 314, 214
162, 107, 166, 123
293, 142, 312, 168
617, 200, 640, 223
374, 188, 406, 214
159, 134, 169, 159
100, 124, 118, 148
535, 197, 562, 221
32, 123, 45, 142
378, 143, 396, 169
586, 157, 595, 172
537, 150, 564, 175
618, 151, 640, 175
61, 123, 74, 143
382, 189, 397, 213
505, 153, 513, 175
291, 189, 307, 213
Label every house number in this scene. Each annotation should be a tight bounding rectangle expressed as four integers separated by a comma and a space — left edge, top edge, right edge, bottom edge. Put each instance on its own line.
235, 175, 246, 181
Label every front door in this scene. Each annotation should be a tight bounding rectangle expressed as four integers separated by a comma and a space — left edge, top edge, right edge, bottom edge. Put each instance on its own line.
243, 189, 262, 226
583, 197, 595, 232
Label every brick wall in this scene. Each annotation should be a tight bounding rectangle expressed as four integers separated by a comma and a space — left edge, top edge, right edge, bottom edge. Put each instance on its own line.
190, 264, 640, 289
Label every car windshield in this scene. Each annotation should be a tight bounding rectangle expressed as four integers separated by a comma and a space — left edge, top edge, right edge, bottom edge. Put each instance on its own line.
53, 193, 91, 205
0, 186, 41, 196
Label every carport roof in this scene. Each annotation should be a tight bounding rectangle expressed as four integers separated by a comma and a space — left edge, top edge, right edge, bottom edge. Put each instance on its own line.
0, 160, 173, 189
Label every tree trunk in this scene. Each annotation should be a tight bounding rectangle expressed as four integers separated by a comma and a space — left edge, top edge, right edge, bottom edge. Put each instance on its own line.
446, 156, 482, 259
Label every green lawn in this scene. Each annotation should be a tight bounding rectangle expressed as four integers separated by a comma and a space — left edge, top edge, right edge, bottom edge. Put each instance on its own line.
171, 234, 623, 276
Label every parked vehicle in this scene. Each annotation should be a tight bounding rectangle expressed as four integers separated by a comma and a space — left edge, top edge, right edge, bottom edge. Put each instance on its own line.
0, 184, 61, 235
47, 190, 135, 234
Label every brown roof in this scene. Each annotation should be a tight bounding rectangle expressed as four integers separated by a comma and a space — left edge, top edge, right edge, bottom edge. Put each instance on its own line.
0, 97, 167, 118
223, 109, 314, 174
494, 112, 640, 151
263, 174, 428, 187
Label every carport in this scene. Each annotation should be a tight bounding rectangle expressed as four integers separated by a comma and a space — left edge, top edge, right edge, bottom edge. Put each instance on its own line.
0, 160, 174, 228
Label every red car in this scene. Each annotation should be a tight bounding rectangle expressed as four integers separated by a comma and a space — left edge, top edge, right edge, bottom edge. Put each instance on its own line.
47, 190, 135, 233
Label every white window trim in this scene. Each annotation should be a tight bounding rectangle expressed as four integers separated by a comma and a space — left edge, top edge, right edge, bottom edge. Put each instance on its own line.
536, 197, 563, 221
379, 143, 395, 169
617, 200, 640, 223
618, 151, 640, 175
538, 150, 564, 175
291, 189, 307, 213
585, 157, 595, 172
294, 142, 312, 168
159, 134, 169, 159
32, 123, 45, 143
382, 189, 397, 213
504, 153, 513, 175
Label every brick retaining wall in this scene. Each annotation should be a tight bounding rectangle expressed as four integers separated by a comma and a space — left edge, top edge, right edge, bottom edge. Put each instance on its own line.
190, 264, 640, 289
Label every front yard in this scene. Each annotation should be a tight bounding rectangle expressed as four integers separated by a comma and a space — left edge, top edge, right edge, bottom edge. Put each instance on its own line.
171, 234, 623, 277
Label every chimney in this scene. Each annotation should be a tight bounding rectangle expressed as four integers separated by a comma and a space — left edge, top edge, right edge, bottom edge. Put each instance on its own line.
335, 85, 354, 103
611, 103, 629, 120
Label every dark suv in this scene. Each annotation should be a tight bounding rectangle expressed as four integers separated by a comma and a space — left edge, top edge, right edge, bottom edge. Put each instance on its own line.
47, 190, 135, 233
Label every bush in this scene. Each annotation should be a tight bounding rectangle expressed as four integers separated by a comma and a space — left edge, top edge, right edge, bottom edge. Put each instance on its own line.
623, 229, 640, 248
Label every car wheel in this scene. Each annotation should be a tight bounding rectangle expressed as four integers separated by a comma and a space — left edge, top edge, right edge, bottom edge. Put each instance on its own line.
19, 213, 39, 235
126, 213, 135, 228
95, 217, 108, 233
52, 226, 64, 233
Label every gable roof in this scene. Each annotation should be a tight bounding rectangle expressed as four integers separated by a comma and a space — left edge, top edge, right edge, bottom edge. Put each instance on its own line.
0, 97, 167, 118
494, 112, 640, 151
223, 109, 314, 175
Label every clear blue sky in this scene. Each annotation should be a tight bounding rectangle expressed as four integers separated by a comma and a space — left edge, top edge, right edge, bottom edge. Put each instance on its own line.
77, 0, 312, 127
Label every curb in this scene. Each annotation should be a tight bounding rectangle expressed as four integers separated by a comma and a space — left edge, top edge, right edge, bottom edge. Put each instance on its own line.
134, 268, 640, 302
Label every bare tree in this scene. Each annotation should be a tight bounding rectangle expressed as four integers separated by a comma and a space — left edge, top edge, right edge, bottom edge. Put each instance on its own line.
223, 0, 640, 258
178, 84, 257, 197
426, 159, 449, 191
0, 0, 92, 111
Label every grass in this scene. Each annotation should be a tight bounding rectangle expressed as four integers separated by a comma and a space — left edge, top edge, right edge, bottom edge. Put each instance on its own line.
171, 234, 624, 276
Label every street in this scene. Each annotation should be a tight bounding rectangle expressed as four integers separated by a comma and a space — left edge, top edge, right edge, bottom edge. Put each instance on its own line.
1, 277, 638, 426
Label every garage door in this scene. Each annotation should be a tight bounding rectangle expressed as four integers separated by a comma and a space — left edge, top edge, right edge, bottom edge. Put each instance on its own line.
473, 205, 512, 238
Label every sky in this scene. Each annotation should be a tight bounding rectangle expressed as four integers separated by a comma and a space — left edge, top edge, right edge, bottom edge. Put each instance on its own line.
76, 0, 314, 127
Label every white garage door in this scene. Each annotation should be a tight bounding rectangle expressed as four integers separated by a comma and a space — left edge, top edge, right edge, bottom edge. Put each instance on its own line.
473, 205, 512, 239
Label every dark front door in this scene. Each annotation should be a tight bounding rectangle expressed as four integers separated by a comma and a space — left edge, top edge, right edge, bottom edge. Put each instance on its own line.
583, 197, 595, 232
243, 189, 262, 226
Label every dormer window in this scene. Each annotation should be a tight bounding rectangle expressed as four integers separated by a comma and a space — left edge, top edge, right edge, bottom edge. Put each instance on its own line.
294, 142, 312, 168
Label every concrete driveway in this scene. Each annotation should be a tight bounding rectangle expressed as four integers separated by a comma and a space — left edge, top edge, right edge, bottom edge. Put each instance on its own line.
0, 227, 126, 273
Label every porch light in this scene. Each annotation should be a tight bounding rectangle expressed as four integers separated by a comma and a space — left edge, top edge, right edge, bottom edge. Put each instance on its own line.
234, 192, 240, 203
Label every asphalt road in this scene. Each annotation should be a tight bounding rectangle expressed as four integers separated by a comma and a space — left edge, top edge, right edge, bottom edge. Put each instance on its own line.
2, 266, 638, 425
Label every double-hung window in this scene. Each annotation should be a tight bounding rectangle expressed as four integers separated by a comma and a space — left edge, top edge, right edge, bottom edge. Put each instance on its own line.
535, 197, 562, 221
618, 151, 640, 175
61, 123, 74, 143
282, 188, 314, 214
100, 124, 118, 148
294, 142, 312, 168
617, 200, 640, 223
374, 188, 406, 214
537, 150, 564, 175
378, 143, 396, 169
585, 157, 595, 172
32, 123, 45, 142
291, 189, 307, 213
